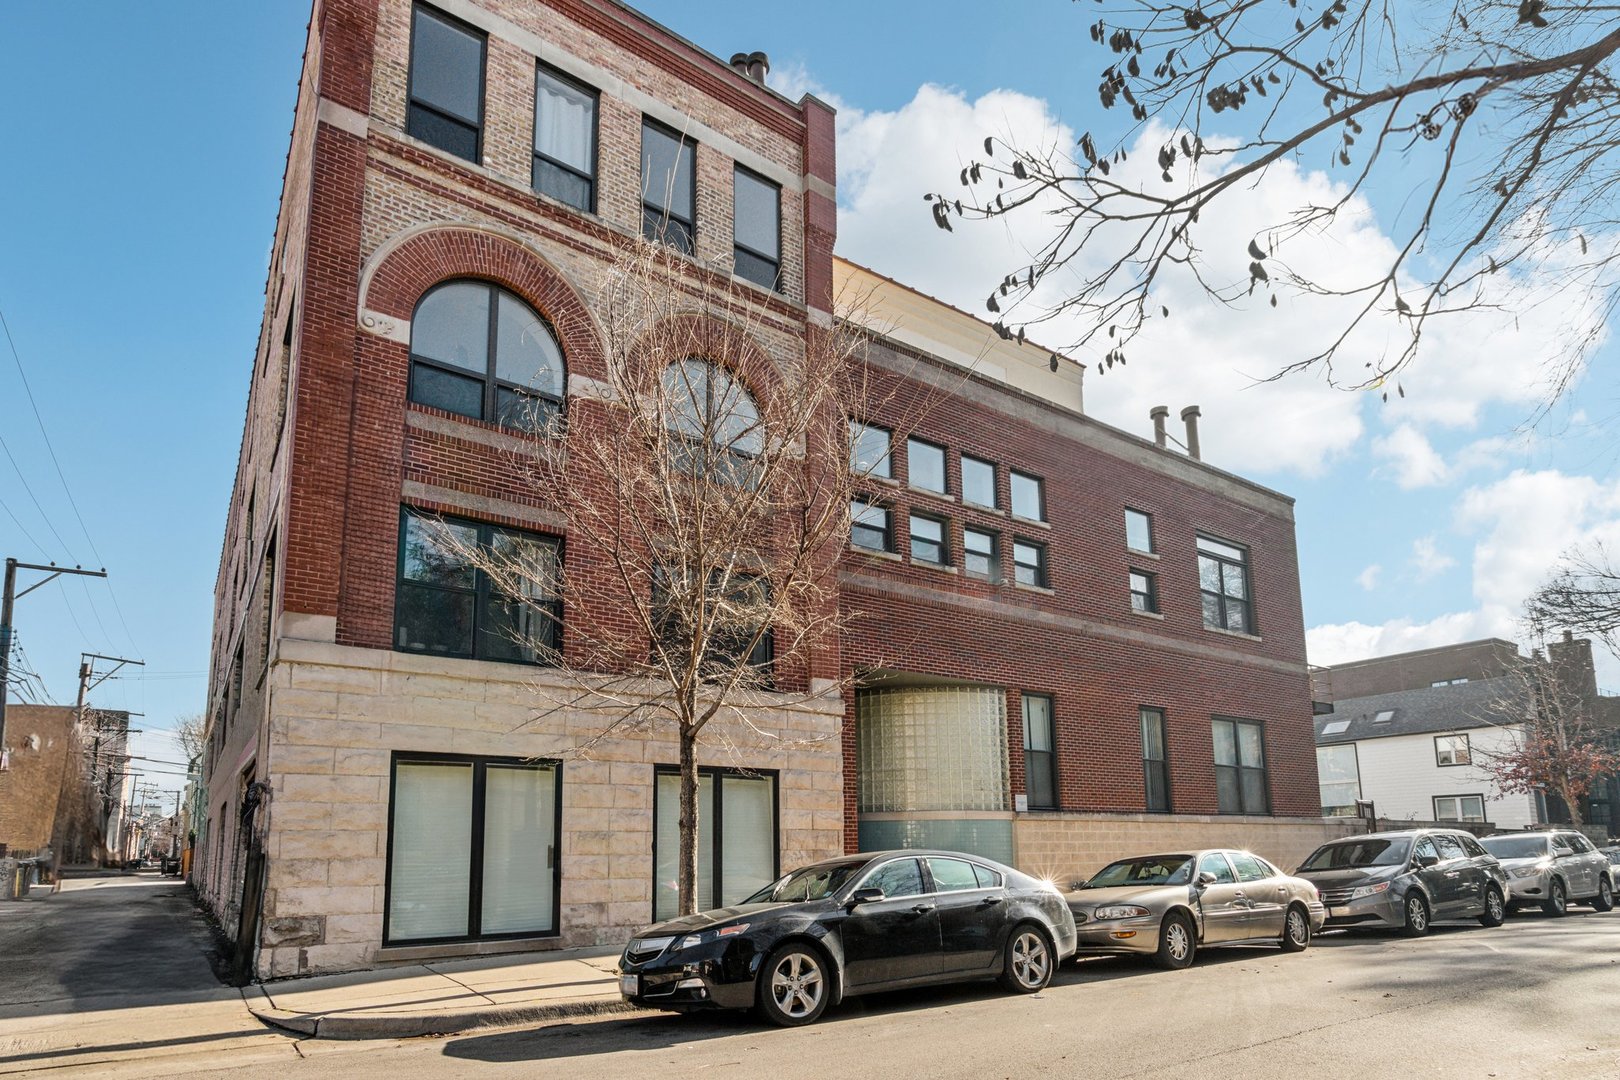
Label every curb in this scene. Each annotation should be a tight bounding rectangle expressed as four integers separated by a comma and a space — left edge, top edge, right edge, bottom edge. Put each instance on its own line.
242, 985, 640, 1040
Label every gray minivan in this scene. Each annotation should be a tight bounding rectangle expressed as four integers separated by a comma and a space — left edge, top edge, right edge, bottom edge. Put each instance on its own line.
1295, 829, 1509, 936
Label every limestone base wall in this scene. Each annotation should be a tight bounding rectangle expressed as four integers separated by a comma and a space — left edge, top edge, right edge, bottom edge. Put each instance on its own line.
255, 639, 844, 978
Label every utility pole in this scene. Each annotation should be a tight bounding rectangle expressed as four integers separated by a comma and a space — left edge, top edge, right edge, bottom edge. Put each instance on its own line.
0, 558, 109, 765
77, 653, 143, 800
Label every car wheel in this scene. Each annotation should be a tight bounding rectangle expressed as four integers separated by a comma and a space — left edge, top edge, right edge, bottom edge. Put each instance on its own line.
755, 944, 829, 1027
1592, 877, 1614, 912
998, 923, 1054, 994
1542, 878, 1568, 917
1478, 886, 1506, 927
1280, 904, 1311, 952
1152, 911, 1197, 969
1400, 892, 1430, 937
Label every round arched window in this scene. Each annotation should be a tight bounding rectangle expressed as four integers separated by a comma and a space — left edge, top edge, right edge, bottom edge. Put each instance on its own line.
409, 281, 565, 430
662, 359, 763, 485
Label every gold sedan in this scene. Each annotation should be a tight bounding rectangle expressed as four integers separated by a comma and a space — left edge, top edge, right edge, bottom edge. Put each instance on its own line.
1064, 849, 1327, 969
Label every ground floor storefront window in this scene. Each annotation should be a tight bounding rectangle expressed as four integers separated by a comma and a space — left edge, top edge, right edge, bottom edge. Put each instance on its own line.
385, 753, 561, 944
653, 767, 777, 922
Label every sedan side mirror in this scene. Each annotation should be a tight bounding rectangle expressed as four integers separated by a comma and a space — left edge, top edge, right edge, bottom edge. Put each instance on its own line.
847, 887, 886, 907
1414, 854, 1439, 869
1196, 871, 1217, 889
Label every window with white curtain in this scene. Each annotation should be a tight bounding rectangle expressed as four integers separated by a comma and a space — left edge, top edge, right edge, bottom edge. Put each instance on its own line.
533, 64, 596, 212
386, 754, 560, 944
653, 768, 777, 922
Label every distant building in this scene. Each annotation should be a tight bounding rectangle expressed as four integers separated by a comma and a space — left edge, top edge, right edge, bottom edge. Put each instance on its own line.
1312, 637, 1620, 835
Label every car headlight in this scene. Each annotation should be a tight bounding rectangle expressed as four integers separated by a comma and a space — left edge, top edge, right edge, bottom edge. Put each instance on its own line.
1348, 881, 1390, 900
1092, 905, 1152, 920
1511, 864, 1549, 879
675, 923, 750, 951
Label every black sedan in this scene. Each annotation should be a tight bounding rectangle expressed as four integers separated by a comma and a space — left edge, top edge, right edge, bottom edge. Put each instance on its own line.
617, 849, 1078, 1026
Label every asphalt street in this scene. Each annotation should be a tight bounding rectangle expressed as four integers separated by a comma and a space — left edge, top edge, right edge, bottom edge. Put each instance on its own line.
7, 886, 1611, 1080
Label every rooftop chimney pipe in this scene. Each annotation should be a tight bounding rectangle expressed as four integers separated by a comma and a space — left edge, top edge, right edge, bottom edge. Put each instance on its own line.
731, 51, 770, 83
1150, 405, 1169, 448
1180, 405, 1202, 461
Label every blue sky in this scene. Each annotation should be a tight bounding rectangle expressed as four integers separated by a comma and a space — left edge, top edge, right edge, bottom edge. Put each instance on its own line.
2, 3, 1616, 804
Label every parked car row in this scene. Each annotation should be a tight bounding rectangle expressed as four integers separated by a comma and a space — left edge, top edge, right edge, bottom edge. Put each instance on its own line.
617, 828, 1617, 1026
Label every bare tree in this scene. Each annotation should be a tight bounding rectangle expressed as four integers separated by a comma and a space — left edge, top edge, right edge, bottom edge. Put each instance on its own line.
1526, 544, 1620, 660
929, 1, 1620, 396
173, 711, 207, 768
421, 238, 879, 917
1476, 647, 1619, 828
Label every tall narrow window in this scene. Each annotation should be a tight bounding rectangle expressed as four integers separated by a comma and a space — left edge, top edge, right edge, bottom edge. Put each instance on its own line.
396, 509, 561, 662
1129, 570, 1158, 613
909, 513, 947, 565
963, 527, 999, 580
407, 5, 485, 162
654, 768, 778, 921
732, 166, 781, 290
961, 455, 997, 508
1010, 471, 1046, 521
410, 281, 565, 430
1212, 717, 1268, 815
907, 438, 947, 494
1125, 508, 1154, 553
1141, 707, 1170, 811
1013, 539, 1048, 588
642, 119, 696, 253
849, 420, 892, 479
851, 499, 892, 552
1022, 694, 1057, 810
1197, 534, 1253, 634
533, 64, 597, 212
1316, 744, 1360, 817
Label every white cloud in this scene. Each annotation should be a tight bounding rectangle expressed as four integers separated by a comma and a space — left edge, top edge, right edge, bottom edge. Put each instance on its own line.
1373, 424, 1449, 489
1307, 611, 1509, 668
1356, 564, 1382, 591
1411, 535, 1456, 581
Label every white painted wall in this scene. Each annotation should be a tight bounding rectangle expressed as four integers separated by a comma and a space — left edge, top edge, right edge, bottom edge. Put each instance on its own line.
1339, 726, 1539, 829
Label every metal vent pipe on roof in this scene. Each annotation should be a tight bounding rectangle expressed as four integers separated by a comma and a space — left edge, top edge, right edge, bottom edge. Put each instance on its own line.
1180, 405, 1202, 460
730, 51, 770, 83
1150, 405, 1169, 448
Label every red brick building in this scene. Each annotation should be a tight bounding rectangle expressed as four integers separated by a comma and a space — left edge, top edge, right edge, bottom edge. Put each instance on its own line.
199, 0, 1342, 978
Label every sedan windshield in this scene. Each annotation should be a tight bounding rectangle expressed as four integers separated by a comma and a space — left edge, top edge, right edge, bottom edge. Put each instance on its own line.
1480, 835, 1550, 860
1299, 838, 1411, 871
1082, 855, 1194, 888
746, 860, 867, 903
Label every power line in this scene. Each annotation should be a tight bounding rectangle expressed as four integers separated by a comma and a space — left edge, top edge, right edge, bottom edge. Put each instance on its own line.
0, 429, 76, 558
0, 494, 46, 557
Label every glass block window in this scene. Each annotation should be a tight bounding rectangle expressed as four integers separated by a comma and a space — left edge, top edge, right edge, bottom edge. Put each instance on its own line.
1141, 707, 1170, 812
909, 513, 947, 565
1197, 534, 1253, 634
1130, 570, 1158, 613
961, 454, 997, 507
908, 438, 946, 493
963, 527, 998, 580
1022, 694, 1057, 810
1126, 508, 1154, 553
1010, 470, 1046, 521
1212, 717, 1268, 815
857, 686, 1009, 813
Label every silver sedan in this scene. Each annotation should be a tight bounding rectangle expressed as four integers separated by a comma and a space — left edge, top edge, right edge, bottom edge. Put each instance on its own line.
1064, 849, 1327, 969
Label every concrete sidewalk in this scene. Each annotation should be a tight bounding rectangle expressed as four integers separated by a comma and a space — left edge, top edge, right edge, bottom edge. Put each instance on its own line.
245, 945, 638, 1039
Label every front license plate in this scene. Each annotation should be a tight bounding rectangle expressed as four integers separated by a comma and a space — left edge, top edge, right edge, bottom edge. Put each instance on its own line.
1329, 906, 1351, 918
620, 973, 639, 997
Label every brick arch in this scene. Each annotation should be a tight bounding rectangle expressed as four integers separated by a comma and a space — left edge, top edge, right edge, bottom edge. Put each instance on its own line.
359, 223, 604, 378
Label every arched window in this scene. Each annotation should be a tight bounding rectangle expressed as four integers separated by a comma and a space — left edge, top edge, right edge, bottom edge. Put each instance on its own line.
662, 359, 764, 485
409, 281, 564, 430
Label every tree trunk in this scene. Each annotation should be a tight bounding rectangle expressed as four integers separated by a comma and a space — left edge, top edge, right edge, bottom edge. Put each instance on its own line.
678, 725, 700, 916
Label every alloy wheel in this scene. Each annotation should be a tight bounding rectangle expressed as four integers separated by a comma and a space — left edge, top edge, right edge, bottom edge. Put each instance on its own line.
1287, 909, 1308, 945
1166, 920, 1191, 961
1010, 930, 1051, 989
769, 951, 824, 1020
1407, 896, 1428, 932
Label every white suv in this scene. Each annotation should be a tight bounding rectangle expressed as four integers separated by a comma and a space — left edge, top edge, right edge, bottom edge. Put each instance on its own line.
1479, 831, 1615, 915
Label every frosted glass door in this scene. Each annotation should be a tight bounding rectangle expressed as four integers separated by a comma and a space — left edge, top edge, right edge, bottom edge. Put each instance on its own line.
720, 776, 775, 905
480, 765, 557, 934
654, 773, 714, 921
389, 762, 473, 940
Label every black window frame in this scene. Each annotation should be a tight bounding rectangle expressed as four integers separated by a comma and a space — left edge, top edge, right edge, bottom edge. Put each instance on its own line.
961, 454, 998, 509
652, 765, 780, 921
849, 419, 893, 479
1129, 569, 1159, 614
1125, 507, 1155, 553
1022, 692, 1058, 811
641, 117, 697, 254
406, 3, 487, 164
408, 280, 567, 432
1012, 538, 1048, 588
1434, 733, 1472, 767
963, 525, 999, 581
651, 566, 775, 682
395, 507, 563, 664
851, 497, 893, 553
1212, 716, 1269, 815
1141, 706, 1171, 812
1010, 470, 1047, 522
531, 62, 599, 213
382, 750, 563, 946
906, 437, 948, 494
908, 512, 949, 566
1197, 533, 1255, 635
732, 164, 782, 291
